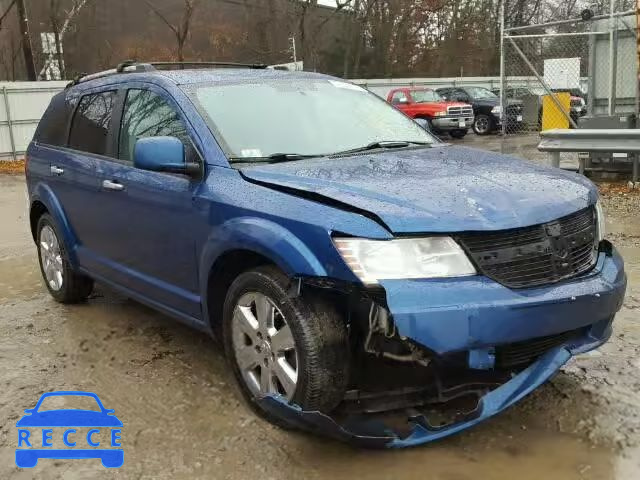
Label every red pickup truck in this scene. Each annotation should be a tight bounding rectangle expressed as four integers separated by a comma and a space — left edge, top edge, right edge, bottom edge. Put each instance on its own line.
387, 87, 474, 138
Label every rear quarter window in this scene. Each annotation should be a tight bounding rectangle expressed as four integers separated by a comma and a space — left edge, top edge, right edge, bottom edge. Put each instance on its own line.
33, 92, 75, 147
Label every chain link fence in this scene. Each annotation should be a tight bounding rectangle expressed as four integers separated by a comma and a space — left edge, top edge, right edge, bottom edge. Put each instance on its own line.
499, 9, 638, 168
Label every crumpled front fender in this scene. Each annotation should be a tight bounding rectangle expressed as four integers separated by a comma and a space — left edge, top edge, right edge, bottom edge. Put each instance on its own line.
258, 347, 572, 448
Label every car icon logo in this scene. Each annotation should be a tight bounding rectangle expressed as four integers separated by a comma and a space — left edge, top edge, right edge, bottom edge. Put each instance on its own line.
15, 391, 123, 468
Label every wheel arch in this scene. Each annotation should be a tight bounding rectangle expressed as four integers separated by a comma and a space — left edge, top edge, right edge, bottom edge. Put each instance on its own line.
29, 184, 79, 267
29, 200, 48, 242
204, 249, 277, 333
200, 217, 329, 331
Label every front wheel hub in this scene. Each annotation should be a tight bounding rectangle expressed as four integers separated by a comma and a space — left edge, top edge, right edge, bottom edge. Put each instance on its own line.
231, 292, 298, 400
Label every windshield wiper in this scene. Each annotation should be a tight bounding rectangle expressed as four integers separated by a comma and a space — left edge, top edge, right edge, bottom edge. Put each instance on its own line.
229, 153, 322, 164
328, 140, 431, 157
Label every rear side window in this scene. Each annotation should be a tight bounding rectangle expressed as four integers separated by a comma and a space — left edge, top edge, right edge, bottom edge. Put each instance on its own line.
33, 93, 74, 146
390, 91, 408, 105
68, 91, 116, 155
118, 89, 190, 163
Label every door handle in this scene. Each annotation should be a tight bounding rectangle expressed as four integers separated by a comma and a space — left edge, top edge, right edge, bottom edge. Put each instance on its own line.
50, 166, 64, 176
102, 180, 124, 191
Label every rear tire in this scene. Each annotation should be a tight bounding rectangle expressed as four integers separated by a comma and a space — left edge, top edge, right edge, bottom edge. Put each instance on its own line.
449, 129, 467, 139
222, 265, 349, 424
473, 114, 493, 135
36, 214, 93, 303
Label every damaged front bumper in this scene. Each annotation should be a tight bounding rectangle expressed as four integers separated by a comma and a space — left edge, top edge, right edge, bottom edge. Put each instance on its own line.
257, 248, 626, 448
258, 329, 604, 448
380, 249, 626, 361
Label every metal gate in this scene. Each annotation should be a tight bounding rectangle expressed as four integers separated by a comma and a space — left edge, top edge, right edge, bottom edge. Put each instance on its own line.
499, 3, 638, 163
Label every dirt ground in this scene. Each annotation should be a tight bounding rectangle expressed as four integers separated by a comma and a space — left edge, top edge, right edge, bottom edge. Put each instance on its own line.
0, 152, 639, 479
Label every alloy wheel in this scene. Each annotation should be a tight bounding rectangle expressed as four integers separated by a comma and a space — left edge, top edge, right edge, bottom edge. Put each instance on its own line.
231, 292, 298, 400
475, 116, 490, 134
39, 225, 64, 291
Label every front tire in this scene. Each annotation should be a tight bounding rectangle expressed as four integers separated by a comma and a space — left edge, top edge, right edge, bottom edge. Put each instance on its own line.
36, 214, 93, 303
222, 266, 349, 422
473, 114, 494, 135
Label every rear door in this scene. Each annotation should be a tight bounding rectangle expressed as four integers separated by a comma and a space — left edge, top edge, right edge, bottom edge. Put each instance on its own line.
30, 90, 116, 258
89, 85, 203, 318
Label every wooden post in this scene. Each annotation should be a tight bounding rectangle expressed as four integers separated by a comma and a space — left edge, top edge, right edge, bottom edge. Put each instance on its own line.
15, 0, 36, 81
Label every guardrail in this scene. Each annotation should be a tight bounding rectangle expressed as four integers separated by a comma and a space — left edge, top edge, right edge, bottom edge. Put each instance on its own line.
538, 129, 640, 183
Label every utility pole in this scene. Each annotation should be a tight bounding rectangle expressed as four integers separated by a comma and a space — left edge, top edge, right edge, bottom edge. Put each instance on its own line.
289, 36, 297, 64
16, 0, 36, 80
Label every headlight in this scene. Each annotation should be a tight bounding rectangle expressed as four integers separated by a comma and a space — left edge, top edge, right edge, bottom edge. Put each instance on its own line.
595, 201, 605, 241
333, 237, 476, 285
491, 106, 502, 114
434, 111, 447, 117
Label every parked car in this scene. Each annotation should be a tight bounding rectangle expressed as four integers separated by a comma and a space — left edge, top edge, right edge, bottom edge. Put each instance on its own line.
26, 62, 626, 447
492, 86, 586, 125
551, 88, 587, 123
386, 87, 473, 138
437, 86, 523, 135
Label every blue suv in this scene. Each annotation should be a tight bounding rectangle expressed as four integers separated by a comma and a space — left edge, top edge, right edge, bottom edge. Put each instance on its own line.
26, 62, 627, 447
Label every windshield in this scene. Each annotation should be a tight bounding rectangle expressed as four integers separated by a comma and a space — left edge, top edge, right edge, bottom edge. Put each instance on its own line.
466, 87, 497, 100
187, 78, 435, 160
410, 89, 443, 103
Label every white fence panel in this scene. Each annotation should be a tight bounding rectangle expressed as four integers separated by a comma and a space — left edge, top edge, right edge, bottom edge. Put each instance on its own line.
0, 81, 66, 160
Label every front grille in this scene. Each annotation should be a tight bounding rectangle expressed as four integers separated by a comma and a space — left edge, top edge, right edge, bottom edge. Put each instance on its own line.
457, 207, 598, 289
495, 329, 580, 368
447, 105, 474, 117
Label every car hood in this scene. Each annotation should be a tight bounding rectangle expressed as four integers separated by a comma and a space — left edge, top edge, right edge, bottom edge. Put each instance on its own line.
240, 145, 596, 234
440, 101, 470, 108
16, 410, 123, 427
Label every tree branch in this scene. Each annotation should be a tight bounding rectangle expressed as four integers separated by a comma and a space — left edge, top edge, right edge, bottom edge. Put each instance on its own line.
144, 0, 179, 36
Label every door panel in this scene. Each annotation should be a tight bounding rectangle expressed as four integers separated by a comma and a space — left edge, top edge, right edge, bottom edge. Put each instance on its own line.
88, 86, 203, 318
31, 144, 102, 249
88, 160, 201, 317
37, 90, 118, 257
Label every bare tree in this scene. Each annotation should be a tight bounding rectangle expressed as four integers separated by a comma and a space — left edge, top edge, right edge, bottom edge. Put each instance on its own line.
0, 34, 22, 81
145, 0, 197, 62
294, 0, 353, 70
39, 0, 92, 79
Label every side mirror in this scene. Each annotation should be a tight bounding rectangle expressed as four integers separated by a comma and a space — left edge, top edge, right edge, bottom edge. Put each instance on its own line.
414, 118, 430, 131
134, 136, 200, 176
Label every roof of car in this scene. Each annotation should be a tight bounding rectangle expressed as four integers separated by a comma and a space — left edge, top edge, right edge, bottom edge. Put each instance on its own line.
70, 67, 335, 92
157, 68, 331, 85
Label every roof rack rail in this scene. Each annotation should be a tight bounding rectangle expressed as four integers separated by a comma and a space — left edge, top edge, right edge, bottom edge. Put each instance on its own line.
149, 61, 268, 70
65, 60, 268, 88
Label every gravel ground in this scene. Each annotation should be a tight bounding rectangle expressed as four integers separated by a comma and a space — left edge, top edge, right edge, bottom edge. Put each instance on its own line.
0, 165, 638, 479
